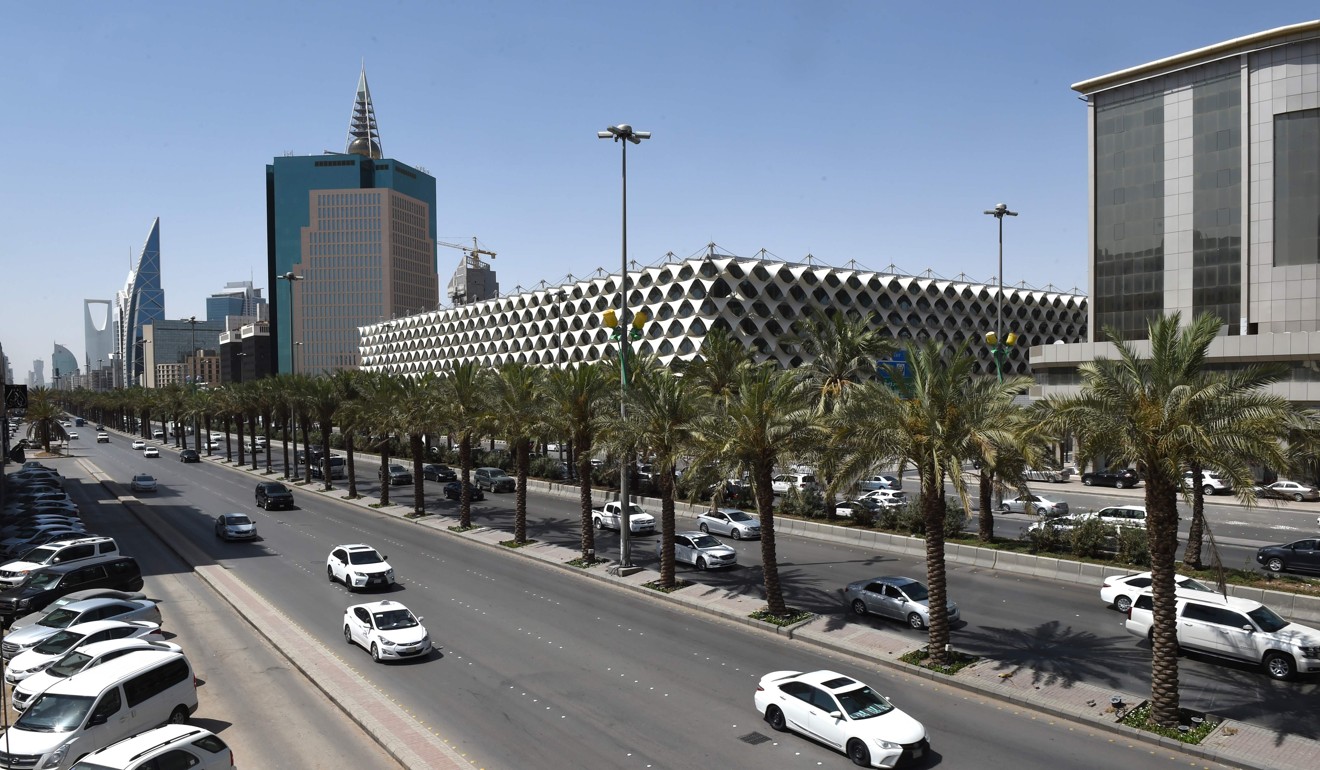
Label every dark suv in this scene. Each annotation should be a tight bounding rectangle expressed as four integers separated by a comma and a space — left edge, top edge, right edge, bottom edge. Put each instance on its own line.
382, 464, 413, 486
255, 481, 295, 510
474, 467, 516, 493
0, 555, 144, 622
1080, 468, 1141, 489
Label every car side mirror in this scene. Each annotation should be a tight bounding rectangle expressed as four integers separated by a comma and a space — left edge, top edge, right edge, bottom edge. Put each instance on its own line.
1242, 625, 1254, 633
417, 616, 424, 623
87, 713, 109, 727
829, 710, 844, 720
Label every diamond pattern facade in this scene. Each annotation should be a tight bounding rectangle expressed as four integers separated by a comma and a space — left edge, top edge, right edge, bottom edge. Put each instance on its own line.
359, 256, 1087, 376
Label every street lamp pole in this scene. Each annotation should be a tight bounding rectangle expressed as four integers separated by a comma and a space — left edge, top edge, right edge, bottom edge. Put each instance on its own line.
983, 203, 1018, 382
598, 123, 650, 568
183, 316, 201, 450
278, 271, 304, 375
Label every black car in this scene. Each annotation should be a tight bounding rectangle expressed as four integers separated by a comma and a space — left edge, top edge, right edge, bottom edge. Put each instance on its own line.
1080, 468, 1141, 489
179, 449, 201, 463
382, 464, 413, 486
1256, 538, 1320, 574
422, 464, 457, 482
0, 556, 144, 622
255, 481, 295, 510
443, 481, 485, 501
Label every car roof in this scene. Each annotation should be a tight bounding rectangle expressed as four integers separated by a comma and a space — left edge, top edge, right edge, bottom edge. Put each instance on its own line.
1100, 505, 1146, 513
59, 619, 147, 635
219, 512, 250, 519
81, 724, 218, 763
59, 637, 173, 658
793, 669, 866, 692
1139, 590, 1262, 612
712, 508, 747, 515
32, 555, 132, 576
676, 530, 717, 538
57, 596, 145, 612
349, 599, 411, 614
861, 576, 920, 586
43, 649, 186, 695
336, 543, 375, 551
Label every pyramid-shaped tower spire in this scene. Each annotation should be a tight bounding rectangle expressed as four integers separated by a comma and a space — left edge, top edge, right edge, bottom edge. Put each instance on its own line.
346, 65, 382, 159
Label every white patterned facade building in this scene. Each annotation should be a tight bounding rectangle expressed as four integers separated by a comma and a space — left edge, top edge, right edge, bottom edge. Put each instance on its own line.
359, 255, 1088, 377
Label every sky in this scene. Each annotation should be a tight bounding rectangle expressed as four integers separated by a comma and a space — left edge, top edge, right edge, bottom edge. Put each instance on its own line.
3, 1, 1317, 381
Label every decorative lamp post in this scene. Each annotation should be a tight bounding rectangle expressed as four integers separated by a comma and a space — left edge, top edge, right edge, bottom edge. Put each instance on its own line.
278, 271, 304, 375
597, 123, 650, 568
983, 203, 1019, 382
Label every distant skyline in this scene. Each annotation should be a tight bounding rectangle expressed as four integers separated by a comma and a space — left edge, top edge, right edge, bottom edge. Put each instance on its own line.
3, 2, 1317, 378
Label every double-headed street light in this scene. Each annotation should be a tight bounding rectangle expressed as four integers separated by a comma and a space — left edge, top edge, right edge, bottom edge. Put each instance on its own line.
983, 203, 1018, 382
598, 123, 650, 568
278, 271, 304, 375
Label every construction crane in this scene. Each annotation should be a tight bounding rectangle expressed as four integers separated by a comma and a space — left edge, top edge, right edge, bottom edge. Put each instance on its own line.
438, 237, 496, 270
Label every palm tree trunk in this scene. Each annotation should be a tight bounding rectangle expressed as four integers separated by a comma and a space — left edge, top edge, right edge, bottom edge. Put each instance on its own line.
514, 439, 529, 543
281, 416, 292, 480
1184, 463, 1206, 569
756, 463, 787, 616
236, 419, 246, 466
249, 414, 260, 470
264, 412, 274, 474
1146, 473, 1183, 728
578, 444, 596, 561
300, 417, 313, 485
458, 432, 472, 529
978, 469, 994, 541
223, 417, 233, 462
203, 415, 212, 456
379, 442, 392, 507
346, 432, 358, 498
660, 470, 676, 587
320, 420, 334, 491
924, 461, 951, 667
410, 433, 425, 515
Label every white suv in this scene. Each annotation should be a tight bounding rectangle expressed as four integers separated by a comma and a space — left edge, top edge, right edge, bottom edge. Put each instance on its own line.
326, 544, 395, 591
1124, 592, 1320, 680
0, 537, 119, 587
70, 724, 234, 769
1183, 469, 1232, 495
771, 473, 818, 495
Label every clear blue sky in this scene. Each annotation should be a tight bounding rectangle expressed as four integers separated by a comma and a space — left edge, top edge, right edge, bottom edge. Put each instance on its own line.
3, 2, 1316, 380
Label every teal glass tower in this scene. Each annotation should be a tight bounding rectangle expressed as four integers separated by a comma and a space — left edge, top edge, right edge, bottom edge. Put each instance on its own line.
265, 68, 438, 375
115, 218, 166, 386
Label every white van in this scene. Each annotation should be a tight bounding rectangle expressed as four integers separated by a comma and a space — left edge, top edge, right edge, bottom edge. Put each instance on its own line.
0, 649, 197, 769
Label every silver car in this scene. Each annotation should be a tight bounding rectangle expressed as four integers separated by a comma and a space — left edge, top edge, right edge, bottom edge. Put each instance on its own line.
2, 597, 162, 660
998, 494, 1068, 516
695, 508, 761, 540
842, 576, 960, 630
214, 513, 257, 541
6, 589, 148, 633
660, 531, 738, 570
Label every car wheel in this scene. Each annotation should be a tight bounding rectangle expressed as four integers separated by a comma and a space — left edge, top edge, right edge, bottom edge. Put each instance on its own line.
593, 517, 605, 530
765, 705, 787, 732
1114, 595, 1133, 614
851, 599, 868, 616
1266, 557, 1286, 572
699, 523, 710, 533
1117, 479, 1131, 489
999, 503, 1010, 512
1202, 485, 1215, 496
696, 557, 707, 571
907, 612, 926, 630
370, 643, 382, 663
344, 625, 353, 645
1083, 477, 1094, 486
1264, 651, 1296, 681
168, 706, 189, 724
1294, 493, 1305, 502
847, 738, 871, 767
731, 529, 742, 541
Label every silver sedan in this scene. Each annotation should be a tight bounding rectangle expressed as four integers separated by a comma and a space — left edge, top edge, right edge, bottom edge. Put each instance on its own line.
660, 532, 738, 569
842, 576, 959, 630
694, 508, 761, 540
999, 493, 1068, 516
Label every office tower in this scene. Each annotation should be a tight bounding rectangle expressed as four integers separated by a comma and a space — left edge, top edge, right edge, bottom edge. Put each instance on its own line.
51, 344, 78, 389
84, 300, 115, 376
206, 281, 267, 322
29, 360, 44, 389
115, 218, 166, 386
266, 67, 438, 375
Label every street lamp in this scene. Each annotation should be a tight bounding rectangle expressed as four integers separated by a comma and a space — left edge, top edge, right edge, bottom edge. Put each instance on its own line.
182, 316, 202, 449
278, 271, 304, 375
983, 203, 1019, 382
598, 123, 650, 568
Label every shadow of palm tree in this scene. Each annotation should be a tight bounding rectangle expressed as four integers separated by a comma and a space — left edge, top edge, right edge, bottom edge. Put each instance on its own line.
953, 620, 1146, 689
1161, 647, 1320, 741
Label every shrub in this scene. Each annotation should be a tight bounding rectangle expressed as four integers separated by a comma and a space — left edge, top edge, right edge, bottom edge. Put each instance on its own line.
1116, 526, 1150, 565
777, 487, 825, 519
530, 456, 566, 480
1069, 517, 1114, 559
1021, 523, 1065, 554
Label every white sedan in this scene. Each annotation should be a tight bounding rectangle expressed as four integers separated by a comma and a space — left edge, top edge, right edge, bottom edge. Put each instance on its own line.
4, 620, 163, 684
754, 669, 928, 768
661, 531, 737, 569
143, 445, 161, 458
131, 439, 147, 450
1099, 571, 1217, 613
998, 493, 1068, 516
11, 637, 181, 712
342, 600, 431, 663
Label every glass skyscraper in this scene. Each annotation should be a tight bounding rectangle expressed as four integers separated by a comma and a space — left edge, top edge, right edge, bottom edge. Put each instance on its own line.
115, 218, 165, 386
265, 68, 438, 375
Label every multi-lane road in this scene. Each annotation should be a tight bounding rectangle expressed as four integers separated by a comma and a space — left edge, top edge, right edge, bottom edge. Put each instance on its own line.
50, 433, 1319, 766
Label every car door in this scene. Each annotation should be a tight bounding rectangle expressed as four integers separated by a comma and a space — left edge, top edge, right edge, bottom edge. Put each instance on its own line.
1290, 539, 1320, 571
877, 584, 906, 620
706, 513, 730, 536
775, 682, 817, 735
805, 688, 849, 749
350, 606, 372, 647
330, 549, 349, 582
1176, 603, 1225, 655
673, 536, 694, 566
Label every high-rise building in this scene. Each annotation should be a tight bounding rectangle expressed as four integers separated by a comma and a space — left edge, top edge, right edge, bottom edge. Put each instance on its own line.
140, 319, 224, 388
51, 344, 78, 389
206, 281, 267, 323
265, 67, 438, 376
29, 360, 44, 389
1031, 20, 1320, 405
115, 218, 166, 387
84, 300, 115, 376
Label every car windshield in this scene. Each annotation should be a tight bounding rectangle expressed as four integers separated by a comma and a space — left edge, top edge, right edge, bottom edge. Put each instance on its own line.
390, 465, 406, 472
897, 581, 929, 601
691, 535, 722, 548
135, 476, 153, 483
24, 545, 60, 563
834, 686, 895, 720
373, 609, 417, 630
224, 515, 252, 526
14, 693, 93, 733
726, 511, 754, 522
1248, 605, 1290, 632
38, 608, 82, 629
34, 630, 83, 655
47, 649, 95, 678
25, 572, 63, 590
348, 550, 384, 565
265, 484, 289, 494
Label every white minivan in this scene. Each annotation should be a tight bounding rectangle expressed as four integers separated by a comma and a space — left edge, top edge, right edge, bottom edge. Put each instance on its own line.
0, 649, 197, 769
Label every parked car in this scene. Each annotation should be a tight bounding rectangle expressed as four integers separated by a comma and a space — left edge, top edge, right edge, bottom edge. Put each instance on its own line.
474, 466, 516, 493
342, 599, 431, 662
1256, 538, 1320, 575
1023, 467, 1073, 483
214, 513, 257, 541
255, 481, 294, 510
1080, 467, 1141, 488
142, 446, 160, 459
1028, 504, 1148, 532
11, 638, 183, 714
1124, 592, 1320, 680
860, 488, 908, 508
381, 463, 412, 486
69, 724, 233, 770
695, 508, 761, 540
179, 449, 200, 463
842, 576, 959, 630
771, 473, 818, 495
1099, 571, 1216, 613
443, 481, 484, 501
4, 619, 165, 684
2, 597, 162, 660
327, 544, 395, 591
754, 669, 929, 767
130, 473, 157, 493
999, 494, 1068, 516
1254, 480, 1320, 502
6, 588, 149, 633
1184, 469, 1232, 495
858, 474, 902, 492
422, 464, 457, 482
661, 531, 738, 569
0, 537, 119, 588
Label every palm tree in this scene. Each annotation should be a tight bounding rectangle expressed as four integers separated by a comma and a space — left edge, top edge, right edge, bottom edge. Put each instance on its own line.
488, 362, 546, 544
332, 370, 371, 499
363, 374, 405, 507
543, 362, 616, 561
835, 340, 1029, 667
437, 363, 489, 529
615, 364, 707, 586
21, 388, 64, 453
679, 325, 756, 406
394, 373, 441, 516
1040, 312, 1296, 727
692, 364, 818, 616
306, 377, 343, 491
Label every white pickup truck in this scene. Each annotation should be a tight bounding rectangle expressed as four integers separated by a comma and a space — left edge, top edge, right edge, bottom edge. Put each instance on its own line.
592, 501, 657, 534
